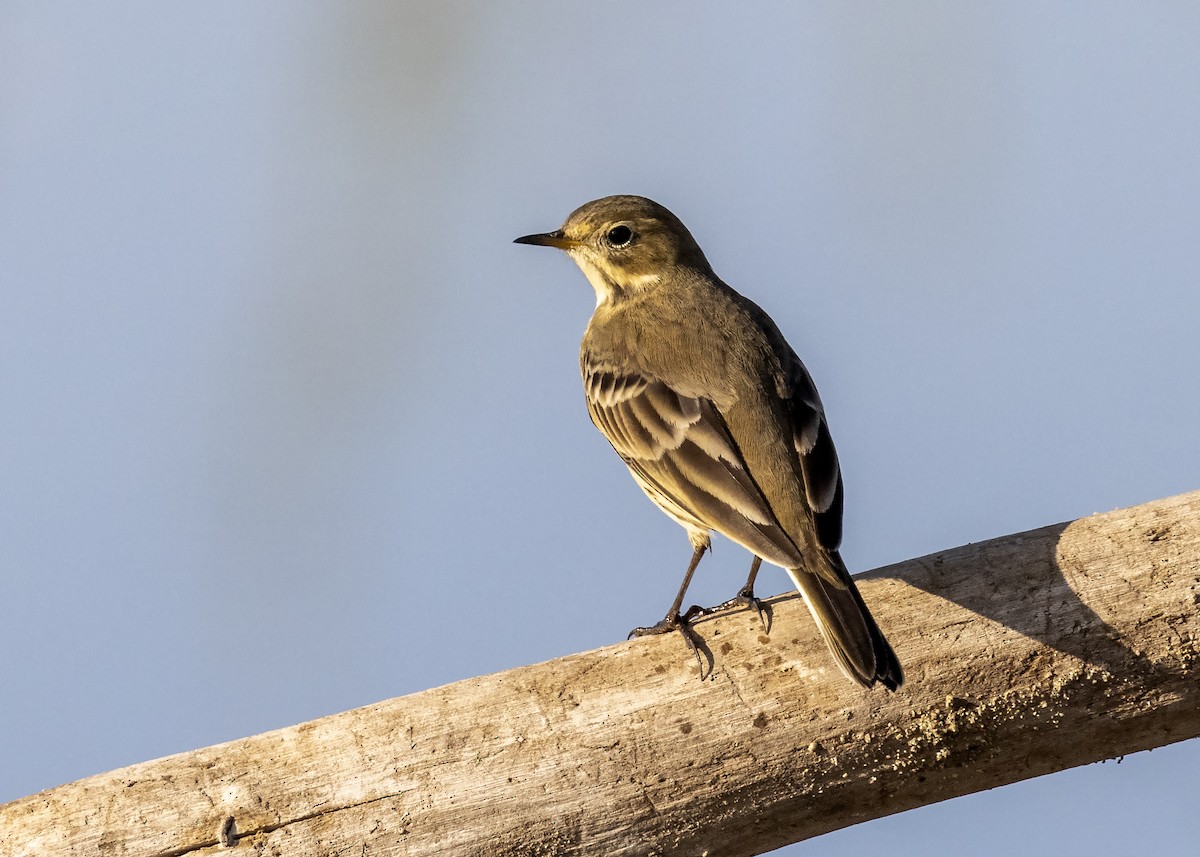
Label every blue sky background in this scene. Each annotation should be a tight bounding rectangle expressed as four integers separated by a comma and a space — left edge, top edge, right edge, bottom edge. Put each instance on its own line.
3, 3, 1198, 854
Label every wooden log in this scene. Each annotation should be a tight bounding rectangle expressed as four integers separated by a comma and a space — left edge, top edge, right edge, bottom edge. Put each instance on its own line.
3, 492, 1198, 857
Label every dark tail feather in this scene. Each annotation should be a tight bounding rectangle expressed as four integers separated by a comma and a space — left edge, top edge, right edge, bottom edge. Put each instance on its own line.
785, 554, 903, 691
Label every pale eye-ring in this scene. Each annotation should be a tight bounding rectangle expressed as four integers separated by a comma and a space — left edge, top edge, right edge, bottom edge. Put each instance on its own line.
606, 225, 635, 247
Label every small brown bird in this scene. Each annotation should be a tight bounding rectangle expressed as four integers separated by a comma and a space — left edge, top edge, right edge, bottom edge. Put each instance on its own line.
515, 195, 902, 690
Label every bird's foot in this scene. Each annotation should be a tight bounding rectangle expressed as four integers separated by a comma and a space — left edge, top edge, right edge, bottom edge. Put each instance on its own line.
688, 586, 770, 633
628, 610, 709, 678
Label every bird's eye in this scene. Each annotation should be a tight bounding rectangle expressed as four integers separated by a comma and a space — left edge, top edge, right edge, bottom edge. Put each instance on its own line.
606, 225, 635, 247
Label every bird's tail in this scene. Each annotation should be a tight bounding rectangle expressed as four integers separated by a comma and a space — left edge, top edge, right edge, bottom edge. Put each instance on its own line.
785, 553, 903, 691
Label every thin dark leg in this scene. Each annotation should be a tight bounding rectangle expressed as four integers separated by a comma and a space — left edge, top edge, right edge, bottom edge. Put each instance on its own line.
628, 544, 709, 675
742, 555, 762, 597
665, 543, 708, 622
734, 556, 769, 631
629, 543, 706, 635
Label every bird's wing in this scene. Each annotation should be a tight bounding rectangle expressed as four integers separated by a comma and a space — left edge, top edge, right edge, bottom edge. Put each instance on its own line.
582, 361, 802, 567
777, 351, 903, 688
780, 350, 845, 552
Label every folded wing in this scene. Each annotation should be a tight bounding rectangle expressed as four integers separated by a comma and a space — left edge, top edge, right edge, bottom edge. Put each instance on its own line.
583, 362, 802, 568
782, 351, 844, 553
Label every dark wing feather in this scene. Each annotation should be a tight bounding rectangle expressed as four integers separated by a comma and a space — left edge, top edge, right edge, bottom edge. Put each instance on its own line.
583, 362, 802, 568
783, 353, 844, 551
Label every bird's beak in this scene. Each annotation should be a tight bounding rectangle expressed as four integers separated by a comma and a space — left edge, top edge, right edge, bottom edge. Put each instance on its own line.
513, 229, 578, 250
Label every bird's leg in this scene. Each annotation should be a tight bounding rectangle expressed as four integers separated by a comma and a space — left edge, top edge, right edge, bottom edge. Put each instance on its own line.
731, 556, 769, 631
628, 544, 709, 674
629, 543, 706, 634
689, 556, 770, 632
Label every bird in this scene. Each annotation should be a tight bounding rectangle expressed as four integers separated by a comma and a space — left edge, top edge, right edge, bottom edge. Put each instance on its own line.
514, 195, 902, 691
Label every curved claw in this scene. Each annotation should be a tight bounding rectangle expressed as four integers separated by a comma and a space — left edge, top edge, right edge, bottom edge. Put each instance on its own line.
628, 612, 710, 679
731, 589, 770, 633
628, 619, 677, 639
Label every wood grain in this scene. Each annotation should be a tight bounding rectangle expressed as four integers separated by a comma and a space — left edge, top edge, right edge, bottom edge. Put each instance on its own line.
3, 492, 1198, 856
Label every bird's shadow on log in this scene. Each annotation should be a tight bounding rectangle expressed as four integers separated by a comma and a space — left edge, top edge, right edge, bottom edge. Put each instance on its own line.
862, 519, 1172, 683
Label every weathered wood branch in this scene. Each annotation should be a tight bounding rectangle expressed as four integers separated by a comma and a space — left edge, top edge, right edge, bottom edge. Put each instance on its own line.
3, 492, 1198, 857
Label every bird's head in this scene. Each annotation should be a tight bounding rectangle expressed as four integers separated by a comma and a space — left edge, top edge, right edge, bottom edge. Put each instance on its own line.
515, 195, 712, 306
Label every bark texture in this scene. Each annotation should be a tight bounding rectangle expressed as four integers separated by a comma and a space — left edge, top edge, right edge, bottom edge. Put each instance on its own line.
3, 492, 1198, 857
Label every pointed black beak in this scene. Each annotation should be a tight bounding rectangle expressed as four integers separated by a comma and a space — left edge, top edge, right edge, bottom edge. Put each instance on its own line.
513, 229, 576, 249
